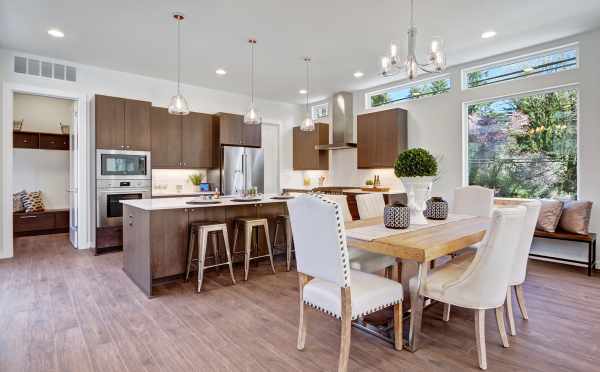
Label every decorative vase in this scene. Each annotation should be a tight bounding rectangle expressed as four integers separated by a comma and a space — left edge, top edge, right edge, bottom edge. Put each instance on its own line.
400, 176, 434, 225
425, 197, 448, 220
384, 203, 410, 229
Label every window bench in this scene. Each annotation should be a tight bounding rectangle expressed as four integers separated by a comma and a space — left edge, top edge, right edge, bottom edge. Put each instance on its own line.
13, 209, 69, 237
530, 230, 597, 276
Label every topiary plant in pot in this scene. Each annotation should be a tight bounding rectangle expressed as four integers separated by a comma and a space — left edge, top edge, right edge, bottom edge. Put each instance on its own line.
394, 148, 438, 225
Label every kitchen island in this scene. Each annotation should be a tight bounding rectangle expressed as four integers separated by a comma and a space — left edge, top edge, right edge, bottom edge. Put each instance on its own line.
121, 196, 288, 297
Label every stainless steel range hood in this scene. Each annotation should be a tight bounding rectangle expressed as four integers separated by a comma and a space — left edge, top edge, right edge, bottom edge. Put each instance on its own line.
315, 92, 357, 150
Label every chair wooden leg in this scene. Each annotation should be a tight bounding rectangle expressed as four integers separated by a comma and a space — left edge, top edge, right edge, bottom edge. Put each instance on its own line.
197, 229, 208, 293
221, 227, 236, 285
475, 309, 487, 370
514, 284, 529, 320
384, 266, 393, 279
339, 287, 352, 372
443, 303, 451, 322
297, 273, 309, 350
185, 229, 196, 281
393, 303, 403, 351
244, 226, 252, 281
495, 305, 510, 348
263, 223, 276, 274
505, 286, 516, 336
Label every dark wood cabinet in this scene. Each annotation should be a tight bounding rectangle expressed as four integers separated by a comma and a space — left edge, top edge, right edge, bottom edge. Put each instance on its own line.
149, 209, 189, 279
124, 99, 151, 151
214, 113, 262, 147
13, 209, 69, 236
13, 132, 39, 149
151, 107, 182, 168
151, 107, 216, 169
95, 95, 151, 151
39, 133, 69, 150
357, 108, 407, 169
293, 123, 329, 170
182, 112, 214, 168
13, 131, 68, 151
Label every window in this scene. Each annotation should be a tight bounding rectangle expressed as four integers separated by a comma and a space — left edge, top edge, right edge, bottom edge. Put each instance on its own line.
311, 103, 328, 120
467, 88, 577, 199
367, 77, 451, 108
464, 46, 578, 89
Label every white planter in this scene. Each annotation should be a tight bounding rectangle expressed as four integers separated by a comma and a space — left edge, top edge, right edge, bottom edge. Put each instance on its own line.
400, 176, 434, 225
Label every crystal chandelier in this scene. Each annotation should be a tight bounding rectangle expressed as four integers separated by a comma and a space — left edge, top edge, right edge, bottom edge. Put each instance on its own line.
168, 12, 190, 116
380, 0, 446, 79
299, 57, 315, 132
243, 38, 262, 125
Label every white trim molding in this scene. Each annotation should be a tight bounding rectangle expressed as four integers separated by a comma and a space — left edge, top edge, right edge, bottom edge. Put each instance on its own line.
1, 83, 90, 259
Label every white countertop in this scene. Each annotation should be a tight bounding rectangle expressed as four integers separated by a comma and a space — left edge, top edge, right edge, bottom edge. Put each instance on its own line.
122, 195, 289, 211
151, 191, 210, 198
342, 188, 405, 195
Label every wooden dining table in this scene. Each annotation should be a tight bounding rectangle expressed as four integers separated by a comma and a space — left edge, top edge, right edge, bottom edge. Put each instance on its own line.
345, 215, 490, 352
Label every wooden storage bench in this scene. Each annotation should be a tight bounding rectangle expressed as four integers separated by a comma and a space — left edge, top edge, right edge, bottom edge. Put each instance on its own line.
531, 230, 597, 276
13, 209, 69, 237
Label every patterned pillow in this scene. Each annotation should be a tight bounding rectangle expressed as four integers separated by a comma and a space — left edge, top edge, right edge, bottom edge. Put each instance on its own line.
536, 199, 563, 232
22, 191, 45, 213
13, 190, 27, 212
558, 200, 593, 235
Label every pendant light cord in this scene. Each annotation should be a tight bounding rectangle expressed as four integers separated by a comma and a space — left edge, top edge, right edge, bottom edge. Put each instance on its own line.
177, 17, 181, 95
250, 40, 256, 105
305, 57, 310, 115
410, 0, 414, 29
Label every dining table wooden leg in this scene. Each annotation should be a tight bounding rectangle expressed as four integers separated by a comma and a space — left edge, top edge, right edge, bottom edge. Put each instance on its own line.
408, 261, 428, 352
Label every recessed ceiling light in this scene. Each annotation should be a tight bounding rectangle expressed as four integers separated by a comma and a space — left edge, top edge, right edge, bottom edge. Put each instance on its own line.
353, 71, 364, 78
481, 30, 497, 39
215, 68, 227, 76
48, 28, 64, 38
299, 89, 307, 95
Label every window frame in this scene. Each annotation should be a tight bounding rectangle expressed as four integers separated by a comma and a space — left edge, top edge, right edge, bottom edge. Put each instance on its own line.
364, 74, 452, 109
461, 43, 579, 91
461, 83, 581, 197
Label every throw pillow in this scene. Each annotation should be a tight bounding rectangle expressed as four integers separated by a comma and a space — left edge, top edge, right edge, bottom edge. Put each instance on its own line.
13, 190, 27, 212
22, 191, 45, 213
536, 199, 563, 232
558, 200, 593, 235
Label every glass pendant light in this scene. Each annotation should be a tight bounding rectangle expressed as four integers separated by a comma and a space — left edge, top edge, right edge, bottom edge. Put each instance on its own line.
243, 39, 262, 125
300, 57, 315, 132
168, 12, 190, 115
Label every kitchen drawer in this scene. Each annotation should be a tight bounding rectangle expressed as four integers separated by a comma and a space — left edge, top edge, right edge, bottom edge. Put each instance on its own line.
39, 133, 69, 150
13, 132, 39, 149
13, 213, 55, 232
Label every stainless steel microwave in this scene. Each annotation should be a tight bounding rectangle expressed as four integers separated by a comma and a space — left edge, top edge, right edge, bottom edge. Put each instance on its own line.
96, 149, 151, 180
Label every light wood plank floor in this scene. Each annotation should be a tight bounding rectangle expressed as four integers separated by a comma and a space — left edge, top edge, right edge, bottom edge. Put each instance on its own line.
1, 233, 599, 371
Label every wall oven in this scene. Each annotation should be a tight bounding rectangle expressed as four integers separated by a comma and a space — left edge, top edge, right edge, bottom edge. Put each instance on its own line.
96, 179, 151, 227
96, 149, 151, 180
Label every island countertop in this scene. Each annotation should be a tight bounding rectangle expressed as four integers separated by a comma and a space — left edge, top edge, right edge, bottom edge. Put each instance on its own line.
122, 194, 290, 211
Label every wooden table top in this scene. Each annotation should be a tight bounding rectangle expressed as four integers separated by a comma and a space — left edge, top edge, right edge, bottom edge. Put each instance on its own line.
345, 216, 490, 263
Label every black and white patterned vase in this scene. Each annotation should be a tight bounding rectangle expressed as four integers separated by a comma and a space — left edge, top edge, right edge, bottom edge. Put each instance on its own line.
384, 203, 410, 229
425, 197, 448, 220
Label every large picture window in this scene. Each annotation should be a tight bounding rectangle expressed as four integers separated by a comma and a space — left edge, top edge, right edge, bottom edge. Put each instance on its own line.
467, 88, 577, 199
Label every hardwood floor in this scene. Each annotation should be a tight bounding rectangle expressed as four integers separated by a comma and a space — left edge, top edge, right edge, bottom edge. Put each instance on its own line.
1, 234, 599, 371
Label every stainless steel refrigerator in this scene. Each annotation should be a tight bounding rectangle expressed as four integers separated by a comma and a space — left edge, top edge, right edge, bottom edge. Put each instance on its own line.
207, 146, 264, 196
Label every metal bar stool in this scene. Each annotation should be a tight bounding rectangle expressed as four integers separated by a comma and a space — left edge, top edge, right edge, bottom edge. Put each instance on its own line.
186, 221, 236, 292
232, 217, 276, 280
273, 215, 294, 271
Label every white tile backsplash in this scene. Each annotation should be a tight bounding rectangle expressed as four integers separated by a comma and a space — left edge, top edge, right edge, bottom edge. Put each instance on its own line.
152, 169, 207, 194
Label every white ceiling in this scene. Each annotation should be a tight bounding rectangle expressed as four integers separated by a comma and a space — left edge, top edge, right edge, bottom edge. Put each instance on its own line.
1, 0, 600, 104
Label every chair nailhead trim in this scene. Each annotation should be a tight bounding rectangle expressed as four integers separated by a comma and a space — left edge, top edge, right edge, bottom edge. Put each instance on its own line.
303, 299, 402, 320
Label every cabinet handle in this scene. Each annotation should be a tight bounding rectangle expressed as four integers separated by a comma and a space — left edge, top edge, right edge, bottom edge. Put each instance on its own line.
20, 215, 38, 219
50, 141, 56, 144
23, 140, 28, 143
128, 215, 134, 226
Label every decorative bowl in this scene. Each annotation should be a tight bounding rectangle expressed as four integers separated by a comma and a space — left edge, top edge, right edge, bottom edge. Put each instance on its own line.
425, 197, 449, 220
384, 203, 410, 229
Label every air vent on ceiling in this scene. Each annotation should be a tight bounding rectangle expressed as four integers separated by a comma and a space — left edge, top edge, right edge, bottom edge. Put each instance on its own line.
14, 56, 77, 82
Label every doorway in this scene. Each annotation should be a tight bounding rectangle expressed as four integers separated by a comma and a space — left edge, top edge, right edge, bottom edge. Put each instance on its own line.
2, 83, 89, 259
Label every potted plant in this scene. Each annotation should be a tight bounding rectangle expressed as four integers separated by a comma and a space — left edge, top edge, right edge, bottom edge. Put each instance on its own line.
394, 148, 438, 225
188, 174, 203, 192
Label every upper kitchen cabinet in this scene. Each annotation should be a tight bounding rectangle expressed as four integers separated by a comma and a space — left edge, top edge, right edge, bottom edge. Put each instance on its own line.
293, 123, 329, 170
151, 107, 216, 169
214, 113, 262, 147
95, 95, 151, 151
182, 112, 214, 168
357, 108, 407, 169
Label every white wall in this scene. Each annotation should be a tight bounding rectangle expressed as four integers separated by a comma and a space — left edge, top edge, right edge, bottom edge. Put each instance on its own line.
12, 94, 73, 209
0, 47, 303, 257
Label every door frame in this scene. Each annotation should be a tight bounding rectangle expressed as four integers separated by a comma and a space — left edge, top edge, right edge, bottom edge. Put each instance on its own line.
262, 122, 281, 193
2, 83, 90, 258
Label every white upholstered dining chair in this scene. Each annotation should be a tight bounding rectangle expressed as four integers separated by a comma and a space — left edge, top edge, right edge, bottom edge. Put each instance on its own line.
325, 194, 397, 275
356, 193, 386, 219
288, 194, 404, 372
453, 186, 494, 217
410, 206, 526, 370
